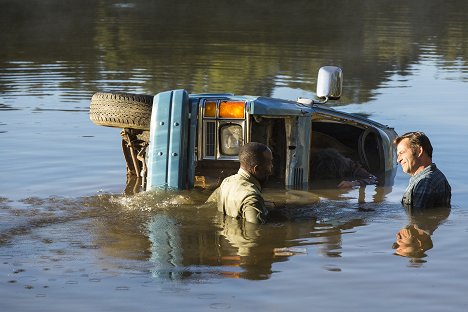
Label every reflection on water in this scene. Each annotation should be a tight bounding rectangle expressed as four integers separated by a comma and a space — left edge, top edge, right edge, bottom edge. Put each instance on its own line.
392, 207, 450, 265
1, 0, 468, 310
0, 187, 466, 309
1, 0, 467, 103
85, 188, 395, 280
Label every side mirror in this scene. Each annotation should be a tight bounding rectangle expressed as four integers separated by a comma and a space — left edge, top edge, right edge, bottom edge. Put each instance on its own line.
316, 66, 343, 100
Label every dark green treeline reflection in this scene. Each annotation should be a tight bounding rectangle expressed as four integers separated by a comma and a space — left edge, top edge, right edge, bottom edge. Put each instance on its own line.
1, 0, 467, 102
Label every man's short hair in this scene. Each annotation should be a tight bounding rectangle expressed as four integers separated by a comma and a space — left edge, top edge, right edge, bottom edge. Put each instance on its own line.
239, 142, 269, 169
394, 131, 433, 158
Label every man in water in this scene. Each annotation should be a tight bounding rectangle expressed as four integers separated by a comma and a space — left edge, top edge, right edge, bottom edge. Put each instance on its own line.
394, 131, 451, 210
207, 142, 273, 224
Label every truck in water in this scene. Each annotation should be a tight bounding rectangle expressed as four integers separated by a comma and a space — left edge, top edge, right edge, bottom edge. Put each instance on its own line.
89, 66, 397, 193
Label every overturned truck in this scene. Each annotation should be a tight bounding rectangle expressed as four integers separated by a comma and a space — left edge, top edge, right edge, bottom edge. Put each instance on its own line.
90, 66, 397, 192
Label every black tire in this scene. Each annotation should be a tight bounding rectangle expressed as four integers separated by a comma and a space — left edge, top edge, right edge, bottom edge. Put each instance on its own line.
89, 92, 154, 130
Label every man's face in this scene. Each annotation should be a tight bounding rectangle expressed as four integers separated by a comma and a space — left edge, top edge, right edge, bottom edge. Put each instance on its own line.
254, 149, 273, 185
396, 138, 421, 176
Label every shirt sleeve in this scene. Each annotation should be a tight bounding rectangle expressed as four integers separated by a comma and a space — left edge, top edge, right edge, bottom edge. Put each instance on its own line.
241, 194, 268, 224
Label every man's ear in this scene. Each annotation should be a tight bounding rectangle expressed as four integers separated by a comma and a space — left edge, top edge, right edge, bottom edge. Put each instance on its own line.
251, 164, 259, 175
417, 146, 424, 157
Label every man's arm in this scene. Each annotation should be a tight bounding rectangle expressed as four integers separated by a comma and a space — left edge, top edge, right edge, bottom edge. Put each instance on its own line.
337, 175, 378, 188
241, 194, 268, 224
338, 162, 378, 188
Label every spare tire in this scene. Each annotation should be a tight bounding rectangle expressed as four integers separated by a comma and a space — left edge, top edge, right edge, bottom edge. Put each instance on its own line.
89, 92, 154, 130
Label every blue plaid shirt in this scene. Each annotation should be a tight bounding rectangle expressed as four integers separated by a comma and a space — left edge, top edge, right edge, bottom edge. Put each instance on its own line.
402, 163, 451, 210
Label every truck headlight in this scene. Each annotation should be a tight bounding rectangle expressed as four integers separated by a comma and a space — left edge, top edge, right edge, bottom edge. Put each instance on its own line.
220, 124, 243, 156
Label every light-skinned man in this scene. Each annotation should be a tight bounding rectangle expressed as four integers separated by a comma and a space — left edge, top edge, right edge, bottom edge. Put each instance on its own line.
394, 131, 451, 210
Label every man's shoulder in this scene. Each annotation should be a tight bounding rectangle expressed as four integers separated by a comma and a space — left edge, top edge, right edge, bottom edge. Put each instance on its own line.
414, 164, 450, 190
425, 164, 449, 183
219, 172, 259, 194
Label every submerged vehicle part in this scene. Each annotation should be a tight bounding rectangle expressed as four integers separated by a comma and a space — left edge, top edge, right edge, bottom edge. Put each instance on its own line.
89, 66, 397, 193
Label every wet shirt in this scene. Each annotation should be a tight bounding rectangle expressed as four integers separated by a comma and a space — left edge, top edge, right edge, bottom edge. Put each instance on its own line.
208, 168, 268, 224
402, 163, 451, 210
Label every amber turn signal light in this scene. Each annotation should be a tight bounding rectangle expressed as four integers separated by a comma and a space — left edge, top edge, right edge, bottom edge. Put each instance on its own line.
203, 101, 217, 117
219, 101, 245, 118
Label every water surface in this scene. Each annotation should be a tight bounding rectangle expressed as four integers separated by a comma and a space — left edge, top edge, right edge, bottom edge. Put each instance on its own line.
1, 1, 468, 311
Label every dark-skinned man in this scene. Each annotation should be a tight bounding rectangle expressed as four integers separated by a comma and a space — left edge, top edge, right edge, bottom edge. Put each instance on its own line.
207, 142, 273, 224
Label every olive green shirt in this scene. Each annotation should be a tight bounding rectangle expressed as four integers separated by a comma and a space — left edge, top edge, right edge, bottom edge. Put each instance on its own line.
208, 168, 268, 224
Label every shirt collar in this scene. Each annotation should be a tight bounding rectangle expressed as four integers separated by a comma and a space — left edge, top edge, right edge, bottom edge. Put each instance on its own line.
238, 168, 262, 191
410, 163, 436, 183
